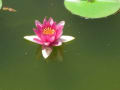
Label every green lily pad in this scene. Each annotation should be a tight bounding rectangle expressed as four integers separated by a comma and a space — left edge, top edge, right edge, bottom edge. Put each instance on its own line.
0, 0, 2, 9
64, 0, 120, 18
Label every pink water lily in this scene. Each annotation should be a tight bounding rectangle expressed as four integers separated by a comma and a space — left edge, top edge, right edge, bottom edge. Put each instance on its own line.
24, 17, 75, 59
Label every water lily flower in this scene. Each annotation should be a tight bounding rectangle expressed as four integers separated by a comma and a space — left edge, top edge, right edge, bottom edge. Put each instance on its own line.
24, 17, 75, 59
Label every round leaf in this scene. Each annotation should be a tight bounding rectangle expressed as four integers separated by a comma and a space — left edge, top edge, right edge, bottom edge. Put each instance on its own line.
0, 0, 2, 9
64, 0, 120, 18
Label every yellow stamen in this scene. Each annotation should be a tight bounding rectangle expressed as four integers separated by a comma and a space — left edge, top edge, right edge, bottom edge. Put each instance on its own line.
43, 27, 55, 35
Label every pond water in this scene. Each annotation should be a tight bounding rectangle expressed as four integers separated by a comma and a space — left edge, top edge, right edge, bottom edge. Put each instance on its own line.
0, 0, 120, 90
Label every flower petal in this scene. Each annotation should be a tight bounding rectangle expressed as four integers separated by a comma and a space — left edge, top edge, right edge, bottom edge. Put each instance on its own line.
24, 35, 43, 45
43, 42, 50, 46
57, 21, 65, 26
47, 35, 55, 42
60, 35, 75, 42
52, 40, 62, 46
48, 17, 54, 25
56, 21, 65, 39
33, 28, 42, 38
42, 46, 52, 59
35, 20, 42, 28
43, 17, 47, 24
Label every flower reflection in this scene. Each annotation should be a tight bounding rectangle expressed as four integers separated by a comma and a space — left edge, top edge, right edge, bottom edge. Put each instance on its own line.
36, 45, 64, 62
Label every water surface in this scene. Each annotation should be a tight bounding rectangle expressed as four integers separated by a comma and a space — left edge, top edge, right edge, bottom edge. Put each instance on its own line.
0, 0, 120, 90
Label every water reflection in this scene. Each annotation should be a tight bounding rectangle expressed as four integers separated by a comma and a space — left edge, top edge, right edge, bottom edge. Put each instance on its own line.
36, 45, 64, 62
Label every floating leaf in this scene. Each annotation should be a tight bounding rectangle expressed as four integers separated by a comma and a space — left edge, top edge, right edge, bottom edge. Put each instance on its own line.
64, 0, 120, 19
0, 0, 2, 9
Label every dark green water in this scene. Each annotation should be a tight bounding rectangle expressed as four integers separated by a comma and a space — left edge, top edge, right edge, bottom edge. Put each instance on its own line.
0, 0, 120, 90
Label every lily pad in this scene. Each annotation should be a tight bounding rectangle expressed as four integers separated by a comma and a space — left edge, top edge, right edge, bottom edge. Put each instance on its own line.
0, 0, 2, 9
64, 0, 120, 18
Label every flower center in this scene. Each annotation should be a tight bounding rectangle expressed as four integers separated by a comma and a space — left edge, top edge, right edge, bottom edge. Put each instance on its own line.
43, 27, 55, 35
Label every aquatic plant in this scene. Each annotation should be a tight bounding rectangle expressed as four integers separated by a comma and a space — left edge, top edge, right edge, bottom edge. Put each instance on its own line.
24, 17, 75, 59
64, 0, 120, 18
0, 0, 2, 9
